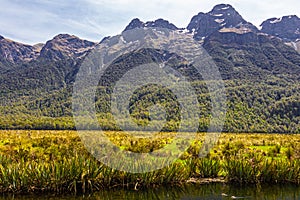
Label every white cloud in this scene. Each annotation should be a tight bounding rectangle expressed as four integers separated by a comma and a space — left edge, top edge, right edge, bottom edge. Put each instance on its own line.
0, 0, 299, 44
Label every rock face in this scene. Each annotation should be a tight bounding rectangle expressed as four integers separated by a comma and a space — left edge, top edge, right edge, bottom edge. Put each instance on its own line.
124, 18, 179, 32
261, 15, 300, 42
123, 18, 145, 31
187, 4, 257, 40
0, 34, 97, 64
39, 34, 96, 61
0, 36, 40, 63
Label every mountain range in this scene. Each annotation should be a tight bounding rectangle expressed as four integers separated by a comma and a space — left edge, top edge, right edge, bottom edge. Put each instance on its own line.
0, 4, 299, 133
1, 4, 299, 65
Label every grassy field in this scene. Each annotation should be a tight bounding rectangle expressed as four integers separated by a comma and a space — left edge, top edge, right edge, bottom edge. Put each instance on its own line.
0, 130, 299, 194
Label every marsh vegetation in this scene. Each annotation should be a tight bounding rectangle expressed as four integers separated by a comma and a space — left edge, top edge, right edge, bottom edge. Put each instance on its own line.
0, 130, 299, 194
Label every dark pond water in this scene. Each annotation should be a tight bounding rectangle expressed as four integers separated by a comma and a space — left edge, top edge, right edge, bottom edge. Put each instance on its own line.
1, 183, 299, 200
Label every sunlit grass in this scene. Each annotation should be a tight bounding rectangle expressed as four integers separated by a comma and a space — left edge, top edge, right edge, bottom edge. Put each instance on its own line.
0, 130, 299, 194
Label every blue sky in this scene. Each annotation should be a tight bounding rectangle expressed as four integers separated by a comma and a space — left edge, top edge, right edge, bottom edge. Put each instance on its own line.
0, 0, 299, 44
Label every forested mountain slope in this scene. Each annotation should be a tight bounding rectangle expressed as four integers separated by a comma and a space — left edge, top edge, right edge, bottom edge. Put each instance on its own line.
0, 4, 299, 133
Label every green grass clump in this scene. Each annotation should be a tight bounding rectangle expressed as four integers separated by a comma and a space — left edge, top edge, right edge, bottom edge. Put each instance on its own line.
0, 130, 299, 194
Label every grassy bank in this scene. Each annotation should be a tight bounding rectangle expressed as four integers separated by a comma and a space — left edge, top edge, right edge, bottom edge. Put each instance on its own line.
0, 130, 299, 194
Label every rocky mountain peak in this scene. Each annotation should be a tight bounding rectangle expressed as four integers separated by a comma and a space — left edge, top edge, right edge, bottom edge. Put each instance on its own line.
124, 18, 145, 31
261, 15, 300, 42
145, 19, 178, 30
210, 4, 234, 13
53, 33, 76, 40
39, 34, 96, 61
124, 18, 179, 32
209, 4, 246, 24
187, 4, 257, 40
0, 36, 40, 63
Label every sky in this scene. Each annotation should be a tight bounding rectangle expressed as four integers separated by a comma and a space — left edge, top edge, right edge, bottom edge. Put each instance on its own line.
0, 0, 299, 45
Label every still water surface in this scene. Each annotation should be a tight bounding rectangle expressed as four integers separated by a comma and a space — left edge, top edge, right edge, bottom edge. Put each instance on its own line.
1, 183, 299, 199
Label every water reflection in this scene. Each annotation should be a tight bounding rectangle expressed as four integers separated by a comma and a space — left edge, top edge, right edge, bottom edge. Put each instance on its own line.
1, 183, 299, 200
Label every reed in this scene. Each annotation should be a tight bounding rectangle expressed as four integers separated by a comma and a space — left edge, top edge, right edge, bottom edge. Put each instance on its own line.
190, 158, 221, 178
224, 158, 300, 184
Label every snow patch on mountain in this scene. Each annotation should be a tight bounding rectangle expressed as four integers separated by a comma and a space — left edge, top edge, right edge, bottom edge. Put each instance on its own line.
215, 19, 225, 23
270, 17, 282, 24
213, 14, 223, 17
221, 6, 230, 10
